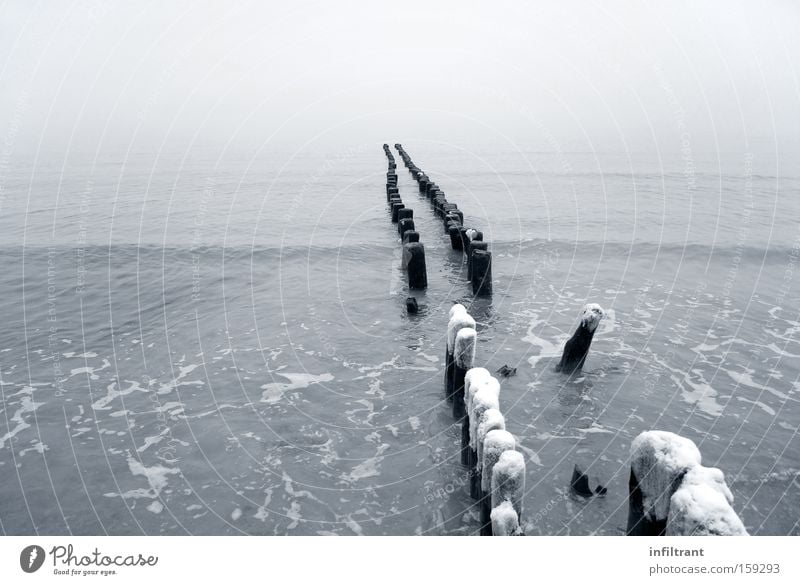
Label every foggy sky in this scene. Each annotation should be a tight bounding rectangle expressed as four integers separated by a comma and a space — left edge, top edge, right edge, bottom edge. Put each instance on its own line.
1, 0, 798, 156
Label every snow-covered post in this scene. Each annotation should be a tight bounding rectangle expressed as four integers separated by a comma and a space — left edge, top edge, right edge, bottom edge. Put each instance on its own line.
476, 408, 505, 496
666, 466, 748, 535
471, 249, 492, 296
490, 450, 526, 536
445, 306, 475, 401
452, 328, 477, 419
462, 368, 491, 465
627, 431, 702, 535
628, 431, 748, 536
470, 383, 501, 498
480, 430, 515, 535
491, 500, 523, 536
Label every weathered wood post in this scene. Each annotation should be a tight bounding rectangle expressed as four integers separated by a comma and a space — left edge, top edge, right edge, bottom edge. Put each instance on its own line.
448, 224, 463, 250
471, 249, 492, 296
403, 242, 427, 290
556, 304, 605, 374
391, 201, 404, 223
402, 230, 419, 244
398, 218, 416, 241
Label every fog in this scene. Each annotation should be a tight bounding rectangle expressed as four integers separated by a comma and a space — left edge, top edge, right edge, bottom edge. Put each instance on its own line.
1, 0, 798, 156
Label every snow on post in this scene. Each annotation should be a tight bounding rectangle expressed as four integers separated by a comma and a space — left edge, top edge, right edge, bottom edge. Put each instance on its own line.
476, 408, 506, 486
666, 466, 748, 536
461, 367, 491, 465
452, 328, 477, 420
627, 430, 702, 535
444, 308, 475, 402
490, 450, 526, 536
491, 500, 523, 536
480, 429, 515, 535
469, 385, 501, 499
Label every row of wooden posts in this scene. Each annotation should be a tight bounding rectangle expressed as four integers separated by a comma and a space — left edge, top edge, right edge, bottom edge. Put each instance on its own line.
445, 304, 525, 535
383, 143, 747, 535
383, 144, 427, 289
444, 303, 749, 536
393, 144, 492, 296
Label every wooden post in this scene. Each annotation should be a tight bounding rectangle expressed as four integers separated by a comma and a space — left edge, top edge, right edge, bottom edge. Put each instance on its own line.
403, 242, 427, 290
462, 368, 491, 465
452, 328, 477, 420
480, 430, 515, 535
491, 500, 523, 536
628, 430, 747, 535
468, 241, 488, 281
445, 306, 475, 401
626, 431, 701, 536
490, 450, 526, 535
471, 249, 492, 296
556, 304, 604, 374
469, 383, 500, 499
666, 466, 748, 535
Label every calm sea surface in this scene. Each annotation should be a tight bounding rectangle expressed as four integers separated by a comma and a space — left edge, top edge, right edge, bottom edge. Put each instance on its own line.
1, 145, 798, 535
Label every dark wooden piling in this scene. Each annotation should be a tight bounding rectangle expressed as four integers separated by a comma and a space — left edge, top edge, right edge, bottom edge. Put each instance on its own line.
471, 249, 492, 296
402, 230, 419, 244
403, 242, 427, 290
398, 218, 415, 241
468, 241, 488, 281
391, 202, 405, 223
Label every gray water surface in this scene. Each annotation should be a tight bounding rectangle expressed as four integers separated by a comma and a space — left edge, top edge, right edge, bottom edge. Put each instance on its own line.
1, 145, 798, 535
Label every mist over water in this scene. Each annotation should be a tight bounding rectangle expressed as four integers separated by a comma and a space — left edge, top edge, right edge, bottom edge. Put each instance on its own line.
0, 144, 798, 535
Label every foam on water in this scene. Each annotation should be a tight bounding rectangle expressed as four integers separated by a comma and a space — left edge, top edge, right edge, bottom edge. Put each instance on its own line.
260, 373, 334, 404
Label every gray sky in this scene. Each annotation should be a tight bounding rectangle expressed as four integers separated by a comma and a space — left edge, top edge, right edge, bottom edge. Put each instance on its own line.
1, 0, 798, 156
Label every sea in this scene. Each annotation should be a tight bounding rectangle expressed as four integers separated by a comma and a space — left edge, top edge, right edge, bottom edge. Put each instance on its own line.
1, 143, 798, 535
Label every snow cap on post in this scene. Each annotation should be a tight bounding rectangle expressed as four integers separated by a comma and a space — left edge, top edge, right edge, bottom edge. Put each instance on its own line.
491, 500, 523, 536
630, 430, 702, 523
454, 328, 477, 369
447, 310, 475, 352
491, 450, 526, 518
477, 408, 506, 472
666, 466, 748, 535
481, 429, 516, 492
470, 387, 500, 452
